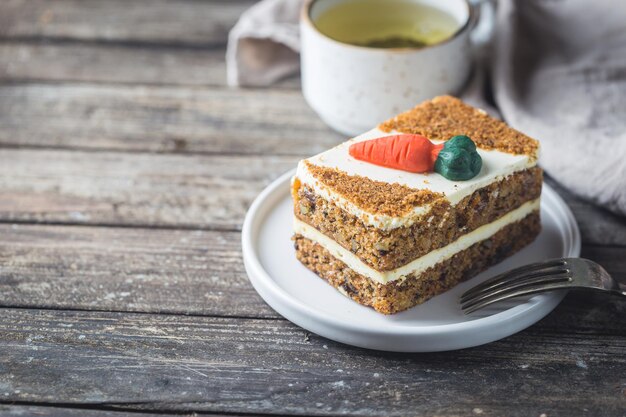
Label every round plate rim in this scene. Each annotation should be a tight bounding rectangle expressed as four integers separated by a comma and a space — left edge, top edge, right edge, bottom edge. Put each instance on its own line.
242, 169, 581, 350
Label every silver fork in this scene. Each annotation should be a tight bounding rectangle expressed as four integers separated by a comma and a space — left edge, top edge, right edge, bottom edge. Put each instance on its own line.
460, 258, 625, 314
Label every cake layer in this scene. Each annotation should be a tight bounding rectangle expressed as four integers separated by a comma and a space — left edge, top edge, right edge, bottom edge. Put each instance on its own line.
294, 211, 541, 315
295, 198, 539, 284
293, 167, 542, 271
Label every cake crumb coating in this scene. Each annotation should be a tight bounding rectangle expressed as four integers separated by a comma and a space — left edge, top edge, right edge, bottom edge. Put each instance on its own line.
379, 96, 539, 158
304, 161, 443, 218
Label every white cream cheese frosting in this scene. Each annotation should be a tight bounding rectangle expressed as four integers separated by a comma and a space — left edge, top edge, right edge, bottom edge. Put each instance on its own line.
294, 198, 540, 285
295, 128, 536, 231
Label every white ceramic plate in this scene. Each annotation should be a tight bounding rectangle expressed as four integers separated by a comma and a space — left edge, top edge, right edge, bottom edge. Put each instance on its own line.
242, 170, 581, 352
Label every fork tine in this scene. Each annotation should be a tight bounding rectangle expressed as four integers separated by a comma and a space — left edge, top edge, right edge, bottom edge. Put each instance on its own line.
461, 259, 566, 297
461, 273, 571, 310
460, 259, 567, 301
460, 267, 570, 303
462, 281, 571, 314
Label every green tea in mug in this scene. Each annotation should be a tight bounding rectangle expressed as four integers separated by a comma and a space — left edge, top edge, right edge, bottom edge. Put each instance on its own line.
313, 0, 460, 48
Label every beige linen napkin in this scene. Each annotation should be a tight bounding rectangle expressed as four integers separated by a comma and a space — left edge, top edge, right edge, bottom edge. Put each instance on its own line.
493, 0, 626, 216
226, 0, 302, 87
227, 0, 626, 216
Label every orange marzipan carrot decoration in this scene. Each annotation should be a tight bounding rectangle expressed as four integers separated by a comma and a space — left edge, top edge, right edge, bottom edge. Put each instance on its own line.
348, 134, 444, 173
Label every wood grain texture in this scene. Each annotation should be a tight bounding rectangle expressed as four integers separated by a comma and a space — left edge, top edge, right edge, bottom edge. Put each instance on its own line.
0, 307, 623, 416
0, 223, 623, 318
0, 149, 296, 230
0, 43, 229, 86
0, 0, 254, 46
0, 84, 341, 155
0, 405, 206, 417
0, 224, 275, 318
0, 43, 300, 88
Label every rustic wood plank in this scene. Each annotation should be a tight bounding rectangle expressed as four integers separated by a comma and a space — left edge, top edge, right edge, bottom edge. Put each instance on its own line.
0, 224, 275, 318
0, 0, 255, 46
0, 43, 300, 88
0, 308, 623, 416
0, 222, 622, 318
0, 405, 208, 417
0, 43, 228, 86
0, 149, 296, 230
0, 84, 341, 155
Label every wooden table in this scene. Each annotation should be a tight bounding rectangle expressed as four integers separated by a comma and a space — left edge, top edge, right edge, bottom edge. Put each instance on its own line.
0, 1, 624, 416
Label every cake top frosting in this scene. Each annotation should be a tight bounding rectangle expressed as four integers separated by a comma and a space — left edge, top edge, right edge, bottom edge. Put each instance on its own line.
379, 95, 539, 158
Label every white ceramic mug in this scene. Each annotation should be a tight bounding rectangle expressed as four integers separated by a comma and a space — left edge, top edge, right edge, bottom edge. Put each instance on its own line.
300, 0, 494, 136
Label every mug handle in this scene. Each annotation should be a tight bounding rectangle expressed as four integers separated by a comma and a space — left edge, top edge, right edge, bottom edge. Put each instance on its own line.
468, 0, 496, 48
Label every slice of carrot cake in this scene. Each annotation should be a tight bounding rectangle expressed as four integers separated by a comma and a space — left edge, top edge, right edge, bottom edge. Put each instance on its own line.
292, 95, 542, 314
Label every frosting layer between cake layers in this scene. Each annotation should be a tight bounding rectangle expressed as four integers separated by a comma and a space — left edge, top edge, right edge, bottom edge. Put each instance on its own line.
294, 198, 540, 285
296, 128, 536, 231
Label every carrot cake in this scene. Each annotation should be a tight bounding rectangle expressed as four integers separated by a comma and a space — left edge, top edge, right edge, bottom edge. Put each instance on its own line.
292, 96, 542, 314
